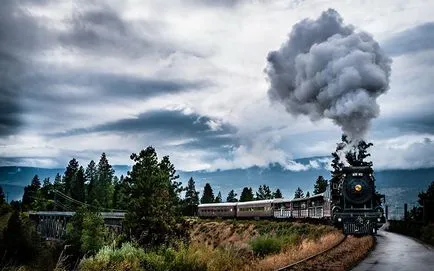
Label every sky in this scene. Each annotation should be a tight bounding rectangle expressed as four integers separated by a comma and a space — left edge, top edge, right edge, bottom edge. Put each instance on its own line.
0, 0, 433, 172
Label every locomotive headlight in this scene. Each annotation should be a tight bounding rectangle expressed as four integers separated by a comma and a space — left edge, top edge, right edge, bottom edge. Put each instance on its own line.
377, 218, 381, 222
355, 184, 362, 192
338, 218, 342, 222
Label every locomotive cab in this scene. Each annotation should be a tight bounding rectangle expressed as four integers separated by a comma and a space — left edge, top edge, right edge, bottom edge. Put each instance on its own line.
332, 166, 386, 235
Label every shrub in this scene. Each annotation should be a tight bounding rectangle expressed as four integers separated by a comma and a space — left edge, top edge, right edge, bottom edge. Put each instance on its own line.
80, 212, 106, 255
250, 235, 282, 256
79, 242, 146, 271
80, 242, 207, 271
421, 224, 434, 246
66, 208, 107, 258
165, 245, 207, 271
206, 246, 247, 271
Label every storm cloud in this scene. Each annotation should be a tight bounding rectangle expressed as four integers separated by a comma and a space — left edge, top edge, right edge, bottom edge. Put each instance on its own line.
53, 109, 238, 146
266, 9, 392, 139
59, 3, 168, 58
0, 0, 54, 136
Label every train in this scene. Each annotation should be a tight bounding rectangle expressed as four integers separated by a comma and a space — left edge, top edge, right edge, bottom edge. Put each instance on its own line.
198, 166, 386, 235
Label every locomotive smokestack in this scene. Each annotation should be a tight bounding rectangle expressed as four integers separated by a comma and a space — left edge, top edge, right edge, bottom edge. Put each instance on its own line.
265, 9, 391, 139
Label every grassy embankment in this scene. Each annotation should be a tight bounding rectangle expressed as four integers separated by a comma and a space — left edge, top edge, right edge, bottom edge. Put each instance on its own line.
78, 219, 374, 271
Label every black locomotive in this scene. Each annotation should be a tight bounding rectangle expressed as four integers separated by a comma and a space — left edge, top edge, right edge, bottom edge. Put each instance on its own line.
331, 166, 386, 234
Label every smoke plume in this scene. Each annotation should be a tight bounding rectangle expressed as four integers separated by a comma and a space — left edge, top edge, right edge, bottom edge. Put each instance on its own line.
265, 9, 391, 139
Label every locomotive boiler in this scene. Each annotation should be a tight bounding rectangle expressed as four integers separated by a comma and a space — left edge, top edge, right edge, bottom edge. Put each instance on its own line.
331, 166, 386, 234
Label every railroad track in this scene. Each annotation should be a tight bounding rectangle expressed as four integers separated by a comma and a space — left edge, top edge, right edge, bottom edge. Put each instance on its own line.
276, 235, 348, 271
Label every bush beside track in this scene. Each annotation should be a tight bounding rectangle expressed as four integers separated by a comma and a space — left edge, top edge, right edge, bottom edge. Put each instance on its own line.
387, 220, 434, 246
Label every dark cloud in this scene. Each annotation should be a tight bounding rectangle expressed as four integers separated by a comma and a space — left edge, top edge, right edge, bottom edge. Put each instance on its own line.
59, 2, 175, 58
382, 112, 434, 134
382, 22, 434, 56
94, 109, 236, 136
0, 0, 54, 137
23, 69, 209, 104
53, 109, 238, 149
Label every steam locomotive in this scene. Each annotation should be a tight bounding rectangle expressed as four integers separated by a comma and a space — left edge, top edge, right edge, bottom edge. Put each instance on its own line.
331, 166, 386, 234
197, 165, 386, 235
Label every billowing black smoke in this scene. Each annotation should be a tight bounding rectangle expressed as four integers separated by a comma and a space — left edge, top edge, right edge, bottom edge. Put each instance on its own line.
265, 9, 391, 139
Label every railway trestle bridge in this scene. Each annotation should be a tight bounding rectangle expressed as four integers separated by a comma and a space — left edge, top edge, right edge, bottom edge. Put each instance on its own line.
28, 211, 126, 240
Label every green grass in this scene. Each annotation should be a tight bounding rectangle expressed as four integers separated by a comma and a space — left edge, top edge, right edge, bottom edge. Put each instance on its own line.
251, 220, 333, 240
250, 235, 282, 256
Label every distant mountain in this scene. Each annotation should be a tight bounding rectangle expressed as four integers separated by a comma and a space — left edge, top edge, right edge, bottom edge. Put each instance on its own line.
1, 161, 433, 220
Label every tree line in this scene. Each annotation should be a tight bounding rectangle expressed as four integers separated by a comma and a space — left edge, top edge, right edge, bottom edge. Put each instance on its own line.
13, 153, 329, 219
19, 153, 127, 212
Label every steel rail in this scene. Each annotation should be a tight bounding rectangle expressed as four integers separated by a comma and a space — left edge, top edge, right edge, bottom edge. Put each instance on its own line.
276, 234, 347, 271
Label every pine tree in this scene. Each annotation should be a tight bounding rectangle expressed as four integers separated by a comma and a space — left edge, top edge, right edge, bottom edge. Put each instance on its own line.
256, 185, 265, 200
256, 184, 273, 200
85, 160, 98, 204
52, 173, 63, 211
71, 166, 85, 203
273, 188, 283, 199
264, 185, 272, 199
22, 175, 41, 210
123, 146, 184, 247
31, 174, 41, 189
40, 178, 52, 199
53, 173, 63, 192
36, 177, 55, 211
306, 191, 310, 198
215, 192, 222, 203
112, 175, 120, 208
226, 190, 238, 202
63, 158, 80, 196
313, 176, 328, 194
112, 175, 129, 210
96, 153, 115, 208
159, 155, 183, 212
294, 187, 304, 199
200, 183, 214, 204
183, 177, 199, 215
240, 187, 254, 202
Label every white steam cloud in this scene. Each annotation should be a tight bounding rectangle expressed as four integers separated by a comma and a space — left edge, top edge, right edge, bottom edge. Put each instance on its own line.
265, 9, 392, 139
